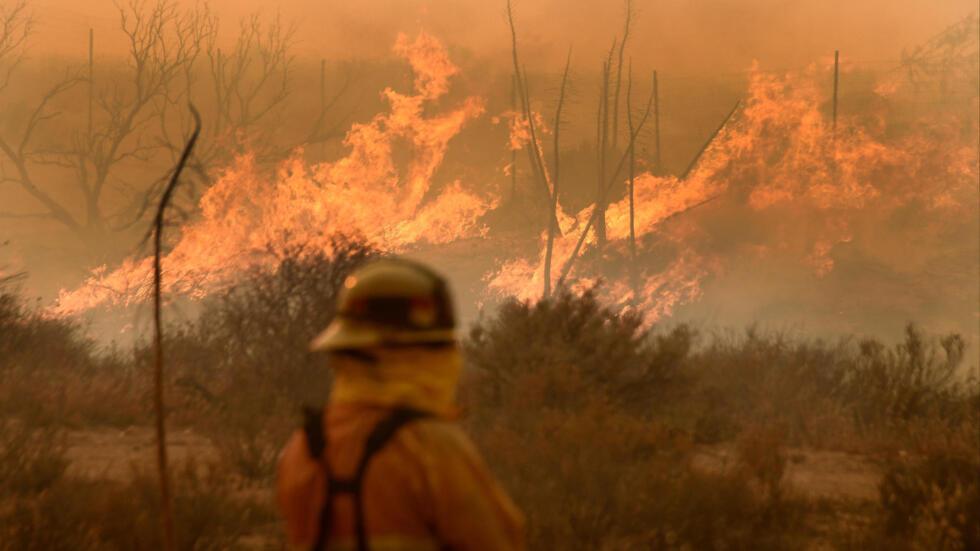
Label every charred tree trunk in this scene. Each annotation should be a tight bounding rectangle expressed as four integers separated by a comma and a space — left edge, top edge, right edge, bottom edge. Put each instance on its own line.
544, 50, 571, 299
627, 61, 638, 303
506, 0, 561, 233
556, 77, 656, 291
610, 0, 632, 155
510, 73, 518, 200
652, 70, 662, 174
595, 50, 613, 249
832, 50, 839, 139
88, 28, 94, 139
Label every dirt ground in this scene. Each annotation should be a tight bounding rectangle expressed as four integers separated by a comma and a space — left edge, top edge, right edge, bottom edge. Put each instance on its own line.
691, 445, 881, 501
65, 427, 218, 482
66, 426, 882, 501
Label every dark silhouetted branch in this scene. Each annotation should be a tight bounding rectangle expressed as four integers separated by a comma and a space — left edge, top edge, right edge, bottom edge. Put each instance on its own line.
543, 48, 571, 299
152, 103, 201, 551
680, 99, 740, 179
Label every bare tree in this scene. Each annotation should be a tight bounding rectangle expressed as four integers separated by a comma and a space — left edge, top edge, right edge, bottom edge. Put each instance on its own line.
594, 2, 635, 251
594, 43, 615, 248
0, 74, 83, 230
207, 12, 295, 144
556, 76, 657, 291
626, 60, 638, 301
0, 1, 84, 230
0, 0, 208, 248
1, 1, 348, 255
509, 73, 518, 200
0, 0, 31, 93
144, 10, 345, 225
543, 49, 571, 299
610, 0, 633, 154
77, 1, 209, 234
506, 0, 562, 232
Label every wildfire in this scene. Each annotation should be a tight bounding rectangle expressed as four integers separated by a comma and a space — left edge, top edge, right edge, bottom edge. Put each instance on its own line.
53, 32, 490, 316
486, 61, 977, 323
52, 33, 977, 326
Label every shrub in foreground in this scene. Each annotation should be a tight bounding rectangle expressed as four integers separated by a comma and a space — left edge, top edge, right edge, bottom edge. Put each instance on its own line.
464, 292, 809, 549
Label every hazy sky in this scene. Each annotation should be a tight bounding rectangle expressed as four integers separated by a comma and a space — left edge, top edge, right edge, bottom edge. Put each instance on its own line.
28, 0, 976, 74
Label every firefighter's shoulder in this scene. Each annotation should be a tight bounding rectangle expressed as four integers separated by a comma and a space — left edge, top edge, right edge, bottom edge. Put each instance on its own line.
396, 418, 527, 550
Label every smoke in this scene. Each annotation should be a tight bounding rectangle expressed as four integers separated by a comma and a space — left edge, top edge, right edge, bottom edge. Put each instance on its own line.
30, 0, 976, 72
2, 1, 977, 360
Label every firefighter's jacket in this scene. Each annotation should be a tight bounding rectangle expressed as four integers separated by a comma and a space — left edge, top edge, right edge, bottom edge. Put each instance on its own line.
277, 346, 525, 551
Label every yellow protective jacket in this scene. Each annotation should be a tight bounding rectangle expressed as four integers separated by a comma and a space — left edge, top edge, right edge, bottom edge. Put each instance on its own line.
276, 347, 525, 551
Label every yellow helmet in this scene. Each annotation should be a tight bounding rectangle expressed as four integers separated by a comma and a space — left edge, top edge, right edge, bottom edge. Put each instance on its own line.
309, 258, 457, 352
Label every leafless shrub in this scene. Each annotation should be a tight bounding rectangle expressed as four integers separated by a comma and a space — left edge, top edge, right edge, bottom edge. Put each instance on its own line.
161, 237, 378, 479
465, 289, 689, 417
839, 325, 968, 429
736, 423, 789, 500
0, 0, 31, 93
870, 449, 980, 550
0, 459, 267, 550
0, 421, 66, 496
0, 285, 144, 427
463, 291, 809, 549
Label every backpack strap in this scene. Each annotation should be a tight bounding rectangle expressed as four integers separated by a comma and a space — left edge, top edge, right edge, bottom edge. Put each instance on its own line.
305, 406, 431, 551
303, 405, 336, 551
302, 406, 327, 459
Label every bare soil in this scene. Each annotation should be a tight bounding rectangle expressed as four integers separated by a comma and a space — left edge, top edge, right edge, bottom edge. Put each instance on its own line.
66, 427, 882, 502
65, 427, 217, 481
692, 445, 881, 501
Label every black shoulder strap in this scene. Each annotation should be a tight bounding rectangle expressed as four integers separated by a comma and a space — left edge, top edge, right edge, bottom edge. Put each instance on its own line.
302, 406, 326, 459
307, 406, 431, 551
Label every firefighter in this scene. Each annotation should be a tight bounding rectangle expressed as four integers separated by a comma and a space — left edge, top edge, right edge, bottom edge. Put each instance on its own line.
276, 258, 525, 551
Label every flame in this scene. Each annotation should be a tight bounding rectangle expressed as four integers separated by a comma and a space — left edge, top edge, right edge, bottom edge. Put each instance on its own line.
494, 109, 549, 152
52, 34, 977, 327
54, 32, 489, 316
486, 61, 978, 323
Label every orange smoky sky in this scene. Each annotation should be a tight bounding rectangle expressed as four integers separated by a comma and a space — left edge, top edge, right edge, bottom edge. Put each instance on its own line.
29, 0, 976, 73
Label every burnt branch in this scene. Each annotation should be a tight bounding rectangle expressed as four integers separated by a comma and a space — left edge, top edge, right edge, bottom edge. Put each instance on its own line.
207, 12, 296, 135
543, 48, 572, 299
0, 74, 84, 233
556, 74, 658, 291
506, 0, 562, 232
71, 0, 210, 233
610, 0, 633, 153
151, 102, 201, 551
0, 0, 31, 93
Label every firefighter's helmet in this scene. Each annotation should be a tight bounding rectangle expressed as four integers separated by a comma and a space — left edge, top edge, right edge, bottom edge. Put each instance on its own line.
310, 258, 457, 352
